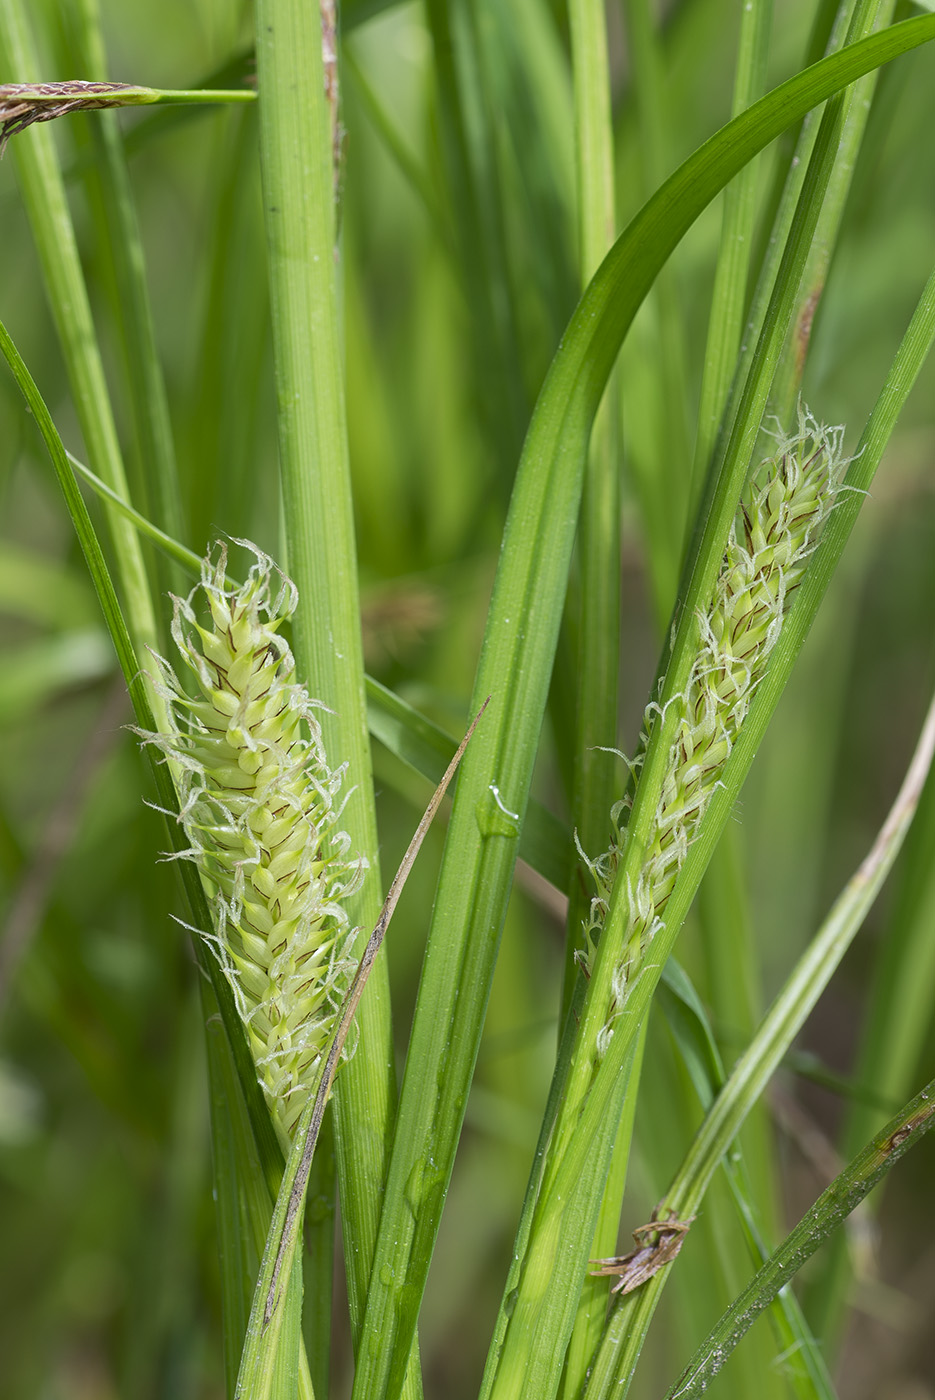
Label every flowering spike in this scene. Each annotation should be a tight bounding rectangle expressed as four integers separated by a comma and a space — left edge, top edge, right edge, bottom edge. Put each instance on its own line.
584, 409, 849, 1043
147, 542, 365, 1144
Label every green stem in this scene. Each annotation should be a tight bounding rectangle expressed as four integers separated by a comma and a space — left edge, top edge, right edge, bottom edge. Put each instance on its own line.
253, 1, 415, 1389
68, 0, 184, 567
687, 0, 772, 523
492, 76, 854, 1400
686, 3, 786, 1387
571, 245, 935, 1398
0, 0, 162, 714
351, 22, 935, 1400
562, 0, 619, 1010
560, 0, 622, 1389
770, 0, 895, 424
147, 89, 255, 103
664, 1077, 935, 1399
587, 679, 935, 1395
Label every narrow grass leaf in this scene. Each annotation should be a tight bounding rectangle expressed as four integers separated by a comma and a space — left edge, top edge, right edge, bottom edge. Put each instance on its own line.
814, 718, 935, 1338
561, 0, 622, 1387
235, 708, 484, 1400
588, 684, 935, 1394
351, 23, 935, 1400
664, 1077, 935, 1399
683, 5, 785, 1385
577, 258, 935, 1395
254, 0, 404, 1367
770, 0, 897, 425
66, 0, 185, 568
0, 0, 162, 681
687, 0, 771, 550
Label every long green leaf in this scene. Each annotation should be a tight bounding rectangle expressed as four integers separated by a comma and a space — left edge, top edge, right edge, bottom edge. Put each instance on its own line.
585, 675, 935, 1397
770, 0, 897, 425
235, 703, 483, 1398
813, 708, 935, 1341
349, 19, 935, 1400
561, 0, 622, 1389
480, 14, 935, 1396
254, 4, 409, 1389
512, 243, 935, 1400
664, 1076, 935, 1399
0, 0, 162, 686
684, 4, 787, 1391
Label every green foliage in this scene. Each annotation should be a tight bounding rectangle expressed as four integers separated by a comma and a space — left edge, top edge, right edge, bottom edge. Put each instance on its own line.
0, 3, 934, 1400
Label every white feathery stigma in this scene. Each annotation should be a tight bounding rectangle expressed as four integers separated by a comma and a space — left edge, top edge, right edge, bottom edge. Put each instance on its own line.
582, 409, 849, 1048
146, 541, 365, 1144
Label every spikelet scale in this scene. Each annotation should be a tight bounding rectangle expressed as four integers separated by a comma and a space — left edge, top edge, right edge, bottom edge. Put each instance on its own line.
582, 410, 849, 1051
148, 542, 364, 1143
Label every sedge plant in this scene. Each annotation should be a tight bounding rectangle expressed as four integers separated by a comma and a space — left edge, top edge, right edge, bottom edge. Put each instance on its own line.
0, 3, 934, 1400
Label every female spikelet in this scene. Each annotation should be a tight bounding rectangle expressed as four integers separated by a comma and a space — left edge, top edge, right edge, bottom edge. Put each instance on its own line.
584, 411, 848, 1050
148, 543, 364, 1144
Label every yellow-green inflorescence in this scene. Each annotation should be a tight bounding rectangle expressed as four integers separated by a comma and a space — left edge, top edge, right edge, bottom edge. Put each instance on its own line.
149, 542, 364, 1144
582, 410, 849, 1054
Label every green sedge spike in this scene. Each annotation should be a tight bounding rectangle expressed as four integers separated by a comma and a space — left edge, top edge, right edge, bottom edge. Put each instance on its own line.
147, 541, 365, 1145
583, 409, 850, 1054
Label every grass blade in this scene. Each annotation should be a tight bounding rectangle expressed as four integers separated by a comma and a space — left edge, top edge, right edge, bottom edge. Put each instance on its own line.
64, 0, 185, 610
481, 21, 935, 1399
684, 5, 785, 1387
0, 0, 163, 685
561, 0, 622, 1388
664, 1076, 935, 1399
234, 708, 484, 1398
350, 20, 935, 1400
254, 0, 405, 1375
586, 674, 935, 1396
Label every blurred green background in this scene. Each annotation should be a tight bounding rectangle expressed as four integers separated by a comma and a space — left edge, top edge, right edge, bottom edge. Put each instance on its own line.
0, 1, 933, 1396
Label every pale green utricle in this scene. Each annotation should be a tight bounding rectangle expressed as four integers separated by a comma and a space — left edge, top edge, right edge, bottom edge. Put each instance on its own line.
150, 543, 364, 1144
583, 411, 847, 1052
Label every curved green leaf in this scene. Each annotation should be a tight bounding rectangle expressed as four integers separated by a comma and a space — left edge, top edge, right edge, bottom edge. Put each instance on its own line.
664, 1077, 935, 1399
349, 18, 935, 1400
586, 677, 935, 1398
524, 246, 935, 1400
